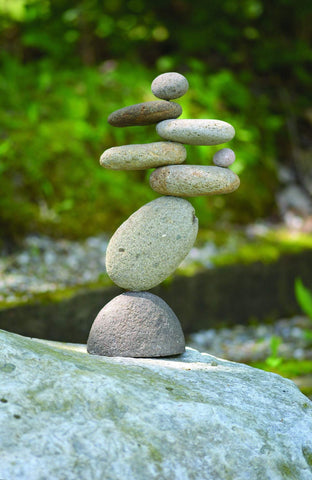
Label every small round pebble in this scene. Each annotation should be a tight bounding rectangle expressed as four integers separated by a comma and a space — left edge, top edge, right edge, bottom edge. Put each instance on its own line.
87, 291, 185, 357
151, 72, 189, 100
213, 148, 236, 168
149, 165, 240, 197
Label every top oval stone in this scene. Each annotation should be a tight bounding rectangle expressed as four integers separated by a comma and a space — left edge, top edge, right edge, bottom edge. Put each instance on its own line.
156, 119, 235, 145
151, 72, 189, 100
108, 101, 182, 127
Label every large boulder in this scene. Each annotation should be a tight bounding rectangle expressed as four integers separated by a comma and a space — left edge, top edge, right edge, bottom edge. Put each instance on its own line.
0, 329, 311, 480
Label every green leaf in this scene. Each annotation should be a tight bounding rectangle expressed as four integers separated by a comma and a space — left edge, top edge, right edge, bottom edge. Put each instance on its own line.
269, 335, 282, 357
295, 278, 312, 320
265, 357, 283, 368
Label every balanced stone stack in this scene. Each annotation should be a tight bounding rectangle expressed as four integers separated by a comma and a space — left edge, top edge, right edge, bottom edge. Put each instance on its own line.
87, 72, 240, 358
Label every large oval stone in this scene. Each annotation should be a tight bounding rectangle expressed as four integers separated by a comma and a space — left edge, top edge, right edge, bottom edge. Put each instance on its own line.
87, 291, 185, 357
100, 142, 187, 170
156, 119, 235, 145
105, 196, 198, 291
108, 101, 182, 127
151, 72, 189, 100
149, 165, 240, 197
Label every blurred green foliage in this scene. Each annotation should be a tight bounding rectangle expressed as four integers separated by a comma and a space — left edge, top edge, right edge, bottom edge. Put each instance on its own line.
295, 278, 312, 320
0, 0, 311, 240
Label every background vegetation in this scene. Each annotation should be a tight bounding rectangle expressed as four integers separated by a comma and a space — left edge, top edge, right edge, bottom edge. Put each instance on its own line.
1, 0, 311, 241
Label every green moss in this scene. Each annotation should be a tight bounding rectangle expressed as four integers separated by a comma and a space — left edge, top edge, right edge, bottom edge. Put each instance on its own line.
0, 363, 16, 373
210, 229, 312, 268
147, 445, 163, 463
302, 446, 312, 468
277, 462, 301, 479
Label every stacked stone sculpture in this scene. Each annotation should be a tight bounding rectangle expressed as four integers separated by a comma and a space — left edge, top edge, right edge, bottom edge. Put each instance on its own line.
87, 72, 240, 358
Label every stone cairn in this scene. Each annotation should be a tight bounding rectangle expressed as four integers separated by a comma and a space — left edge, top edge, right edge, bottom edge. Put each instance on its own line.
87, 72, 240, 358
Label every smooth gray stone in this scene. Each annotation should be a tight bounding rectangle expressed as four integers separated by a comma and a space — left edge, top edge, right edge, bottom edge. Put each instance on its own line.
87, 291, 185, 357
1, 329, 312, 480
213, 148, 236, 167
100, 142, 187, 170
151, 72, 189, 100
156, 119, 235, 145
108, 101, 182, 127
149, 165, 240, 197
105, 196, 198, 291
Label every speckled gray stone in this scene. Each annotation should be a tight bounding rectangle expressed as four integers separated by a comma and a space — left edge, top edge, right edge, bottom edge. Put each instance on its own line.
87, 291, 185, 357
108, 101, 182, 127
105, 196, 198, 291
213, 148, 236, 167
100, 142, 187, 170
151, 72, 189, 100
149, 165, 240, 197
156, 119, 235, 145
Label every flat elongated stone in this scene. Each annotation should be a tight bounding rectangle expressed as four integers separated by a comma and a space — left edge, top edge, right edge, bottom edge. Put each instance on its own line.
100, 142, 187, 170
213, 147, 236, 167
156, 119, 235, 145
149, 165, 240, 197
87, 291, 185, 357
105, 196, 198, 291
151, 72, 189, 100
108, 101, 182, 127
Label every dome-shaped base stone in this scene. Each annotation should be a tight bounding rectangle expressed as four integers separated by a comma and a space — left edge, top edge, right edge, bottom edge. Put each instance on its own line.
87, 292, 185, 357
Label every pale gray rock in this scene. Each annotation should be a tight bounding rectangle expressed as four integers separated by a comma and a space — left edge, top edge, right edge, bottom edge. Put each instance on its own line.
1, 329, 312, 480
276, 184, 312, 217
105, 196, 198, 291
87, 291, 185, 357
213, 147, 236, 167
149, 165, 240, 197
156, 119, 235, 145
100, 142, 187, 170
151, 72, 189, 100
277, 166, 296, 184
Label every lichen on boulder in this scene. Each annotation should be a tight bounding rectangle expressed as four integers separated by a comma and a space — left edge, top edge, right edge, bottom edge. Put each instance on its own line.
0, 329, 312, 480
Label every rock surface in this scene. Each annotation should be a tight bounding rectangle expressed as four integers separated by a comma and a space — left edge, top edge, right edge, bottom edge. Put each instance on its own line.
151, 72, 189, 100
213, 147, 236, 167
108, 101, 182, 127
156, 119, 235, 145
1, 329, 312, 480
149, 165, 240, 197
105, 196, 198, 290
87, 291, 185, 357
100, 142, 187, 170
